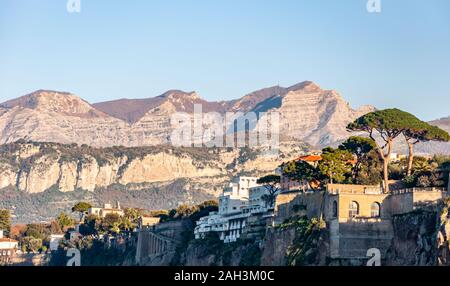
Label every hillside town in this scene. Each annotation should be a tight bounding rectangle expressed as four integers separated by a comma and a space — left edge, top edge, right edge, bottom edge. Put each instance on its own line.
1, 147, 450, 266
0, 108, 450, 266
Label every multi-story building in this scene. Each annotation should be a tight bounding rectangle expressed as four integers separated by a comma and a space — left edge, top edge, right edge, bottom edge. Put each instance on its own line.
195, 176, 272, 243
49, 234, 65, 251
0, 230, 18, 264
88, 202, 124, 218
218, 177, 259, 215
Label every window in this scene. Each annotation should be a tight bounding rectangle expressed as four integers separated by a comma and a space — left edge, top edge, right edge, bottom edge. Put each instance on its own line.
349, 201, 359, 218
332, 201, 338, 218
371, 202, 381, 218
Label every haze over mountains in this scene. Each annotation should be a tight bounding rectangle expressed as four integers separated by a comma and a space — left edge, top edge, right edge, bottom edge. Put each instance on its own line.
0, 81, 448, 152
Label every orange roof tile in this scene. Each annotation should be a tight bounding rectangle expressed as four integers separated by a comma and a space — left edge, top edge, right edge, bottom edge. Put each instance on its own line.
296, 155, 322, 162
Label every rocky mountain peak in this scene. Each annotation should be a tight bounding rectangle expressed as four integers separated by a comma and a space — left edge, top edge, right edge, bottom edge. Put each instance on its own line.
162, 90, 200, 101
287, 81, 321, 93
0, 90, 105, 118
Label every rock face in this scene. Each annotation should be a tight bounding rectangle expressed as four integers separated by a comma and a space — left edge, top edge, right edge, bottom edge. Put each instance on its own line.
430, 116, 450, 133
277, 82, 374, 147
0, 141, 308, 194
0, 140, 309, 223
0, 82, 375, 148
0, 90, 131, 147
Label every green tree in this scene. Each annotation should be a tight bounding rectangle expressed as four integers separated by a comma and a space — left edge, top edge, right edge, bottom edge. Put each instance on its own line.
348, 109, 420, 192
101, 213, 121, 234
72, 202, 93, 222
57, 212, 76, 231
25, 224, 51, 242
79, 214, 101, 236
339, 136, 376, 180
317, 147, 353, 184
283, 160, 320, 191
403, 121, 450, 176
413, 157, 437, 175
175, 204, 198, 218
257, 174, 281, 208
22, 237, 43, 253
120, 208, 143, 232
0, 209, 11, 235
189, 201, 219, 222
355, 150, 383, 185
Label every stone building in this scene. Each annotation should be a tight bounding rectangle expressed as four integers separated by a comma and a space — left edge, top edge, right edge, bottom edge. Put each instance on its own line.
88, 202, 124, 218
138, 216, 161, 229
274, 183, 448, 263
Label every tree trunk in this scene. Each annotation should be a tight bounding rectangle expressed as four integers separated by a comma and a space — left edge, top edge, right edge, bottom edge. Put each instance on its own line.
383, 158, 389, 193
407, 142, 414, 177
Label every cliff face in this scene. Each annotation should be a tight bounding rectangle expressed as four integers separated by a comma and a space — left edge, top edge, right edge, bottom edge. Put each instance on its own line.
0, 141, 308, 194
383, 199, 450, 266
0, 141, 308, 223
385, 211, 438, 266
277, 82, 374, 147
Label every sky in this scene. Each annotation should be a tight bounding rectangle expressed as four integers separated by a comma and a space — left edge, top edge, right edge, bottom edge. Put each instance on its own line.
1, 0, 450, 121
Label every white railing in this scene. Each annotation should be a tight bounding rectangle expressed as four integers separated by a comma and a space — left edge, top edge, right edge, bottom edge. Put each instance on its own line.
391, 187, 447, 195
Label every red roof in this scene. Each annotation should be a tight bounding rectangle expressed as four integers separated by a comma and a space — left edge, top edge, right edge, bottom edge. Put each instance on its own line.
296, 155, 322, 162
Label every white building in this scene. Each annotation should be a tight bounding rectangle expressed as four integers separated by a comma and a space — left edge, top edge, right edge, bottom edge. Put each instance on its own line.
0, 230, 18, 263
245, 186, 273, 214
49, 234, 65, 251
219, 177, 259, 216
195, 177, 273, 243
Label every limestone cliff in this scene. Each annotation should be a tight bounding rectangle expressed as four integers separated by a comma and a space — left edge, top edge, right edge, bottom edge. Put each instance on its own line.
0, 141, 308, 222
0, 142, 306, 194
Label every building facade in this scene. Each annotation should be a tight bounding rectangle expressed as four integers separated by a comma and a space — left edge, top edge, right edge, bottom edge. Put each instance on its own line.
88, 202, 124, 218
274, 182, 448, 261
0, 230, 18, 265
195, 176, 272, 243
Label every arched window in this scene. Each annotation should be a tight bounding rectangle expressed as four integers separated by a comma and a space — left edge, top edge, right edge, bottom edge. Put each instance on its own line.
332, 201, 338, 218
349, 201, 359, 218
371, 202, 381, 218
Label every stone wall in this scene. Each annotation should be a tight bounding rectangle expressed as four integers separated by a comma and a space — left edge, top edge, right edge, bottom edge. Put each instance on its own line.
135, 220, 191, 266
274, 191, 325, 224
332, 219, 394, 259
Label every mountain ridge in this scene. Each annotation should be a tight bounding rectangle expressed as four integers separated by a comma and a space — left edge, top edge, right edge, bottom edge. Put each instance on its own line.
0, 81, 446, 151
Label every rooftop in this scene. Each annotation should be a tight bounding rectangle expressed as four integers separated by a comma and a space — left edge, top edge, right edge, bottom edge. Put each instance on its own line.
296, 155, 322, 162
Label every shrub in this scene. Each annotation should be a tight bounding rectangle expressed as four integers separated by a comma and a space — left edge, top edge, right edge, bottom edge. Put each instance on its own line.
417, 175, 431, 188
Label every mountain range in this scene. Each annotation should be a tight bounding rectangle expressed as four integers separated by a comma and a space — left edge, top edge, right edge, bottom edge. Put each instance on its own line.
0, 81, 383, 148
1, 81, 449, 222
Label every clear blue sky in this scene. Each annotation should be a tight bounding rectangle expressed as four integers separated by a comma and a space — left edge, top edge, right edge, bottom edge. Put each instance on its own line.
1, 0, 449, 120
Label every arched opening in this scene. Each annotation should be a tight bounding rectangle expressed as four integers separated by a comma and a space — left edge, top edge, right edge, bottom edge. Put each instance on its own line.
332, 201, 338, 218
371, 202, 381, 218
349, 201, 359, 218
